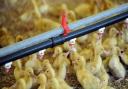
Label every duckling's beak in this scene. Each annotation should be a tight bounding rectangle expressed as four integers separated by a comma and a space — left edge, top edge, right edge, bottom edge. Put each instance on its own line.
64, 52, 70, 57
37, 54, 44, 60
52, 53, 56, 58
72, 60, 76, 65
97, 32, 104, 40
103, 50, 111, 56
5, 68, 10, 73
116, 30, 120, 35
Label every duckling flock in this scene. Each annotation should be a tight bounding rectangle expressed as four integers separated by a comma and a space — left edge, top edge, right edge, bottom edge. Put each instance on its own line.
0, 0, 128, 89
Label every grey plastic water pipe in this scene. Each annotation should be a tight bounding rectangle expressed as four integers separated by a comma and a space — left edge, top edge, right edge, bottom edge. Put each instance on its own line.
0, 10, 128, 66
0, 3, 128, 57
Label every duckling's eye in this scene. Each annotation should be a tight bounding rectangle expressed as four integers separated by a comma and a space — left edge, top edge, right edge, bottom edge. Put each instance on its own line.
121, 51, 124, 53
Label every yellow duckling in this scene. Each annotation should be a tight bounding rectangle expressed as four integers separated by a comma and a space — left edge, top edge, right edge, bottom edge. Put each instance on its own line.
42, 60, 60, 89
68, 10, 76, 22
53, 50, 73, 89
53, 47, 70, 79
31, 0, 49, 18
86, 48, 102, 75
77, 35, 88, 46
20, 0, 49, 22
86, 34, 103, 75
15, 35, 24, 42
37, 73, 47, 89
49, 3, 76, 22
25, 53, 42, 74
72, 55, 101, 89
14, 60, 24, 81
63, 42, 81, 52
103, 56, 111, 72
103, 0, 117, 9
80, 33, 102, 62
25, 67, 37, 87
74, 3, 93, 18
2, 68, 35, 89
39, 0, 49, 14
103, 27, 118, 53
49, 3, 68, 17
53, 46, 63, 58
96, 65, 109, 89
16, 78, 26, 89
0, 27, 15, 47
69, 49, 80, 62
109, 47, 126, 81
42, 59, 73, 89
24, 67, 37, 89
2, 78, 26, 89
117, 30, 125, 48
34, 18, 60, 32
80, 47, 93, 62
